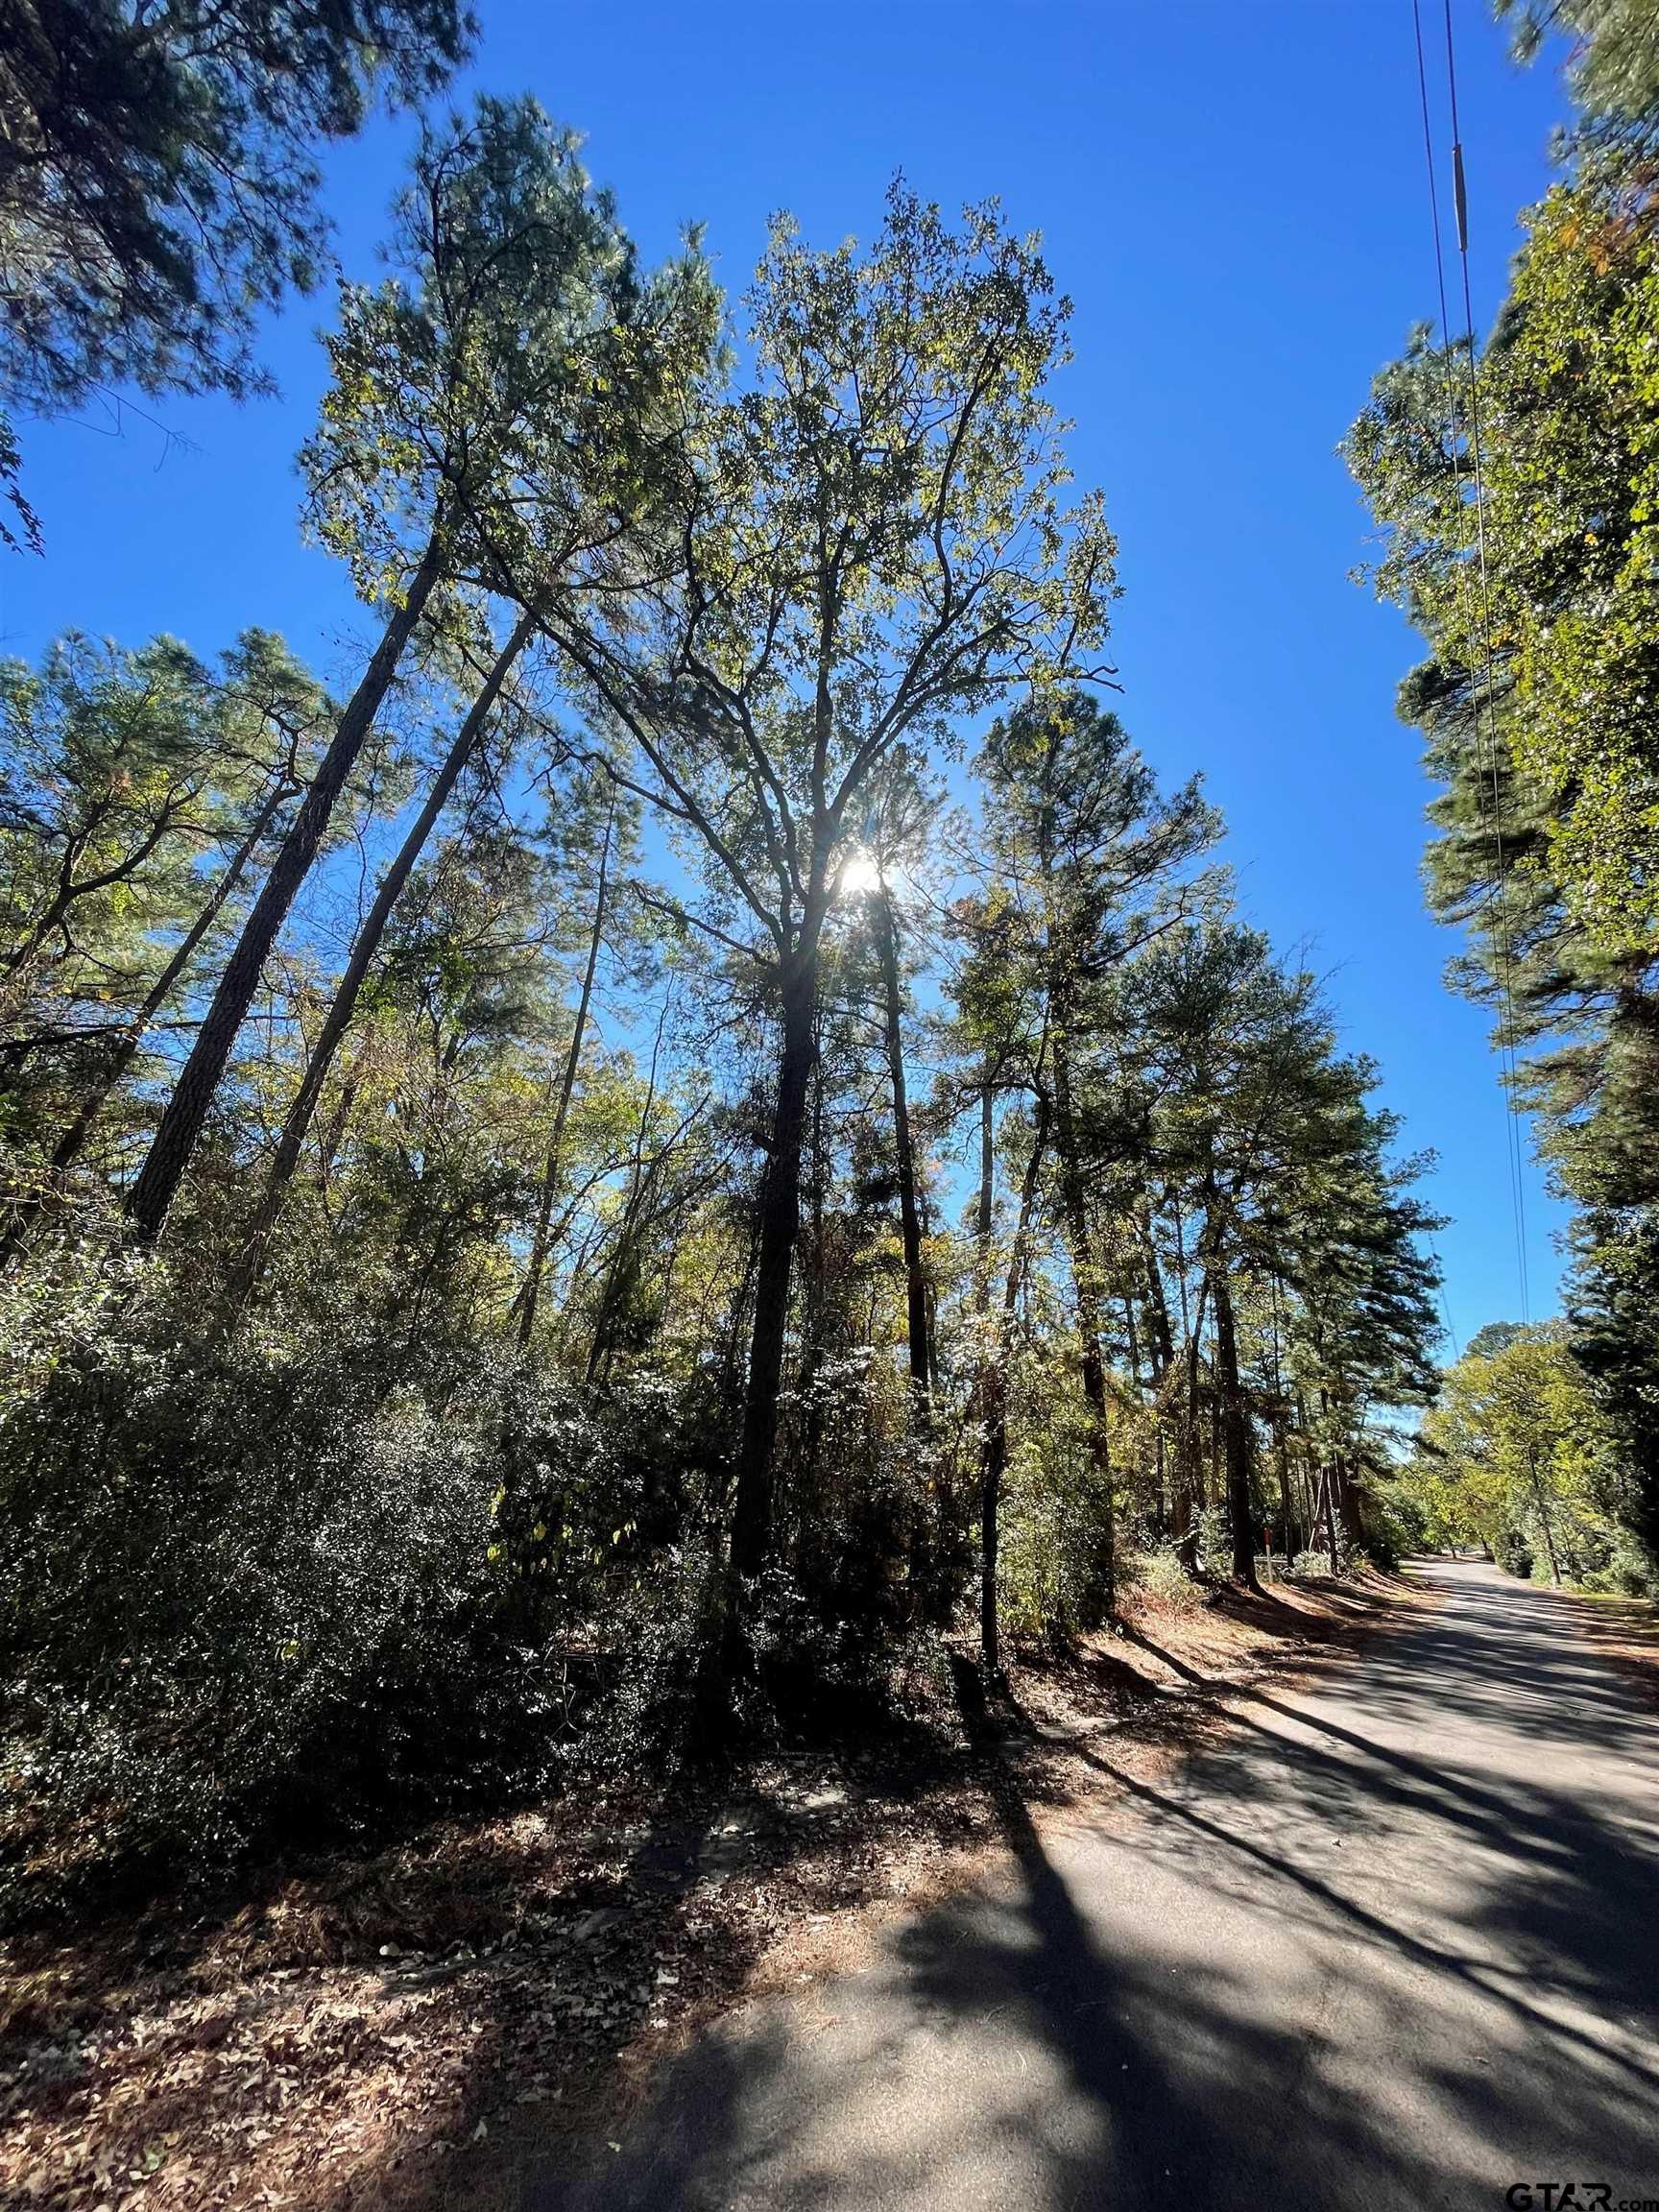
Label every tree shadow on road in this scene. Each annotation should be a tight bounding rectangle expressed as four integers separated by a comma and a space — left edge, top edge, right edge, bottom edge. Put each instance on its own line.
494, 1570, 1659, 2210
500, 1711, 1658, 2210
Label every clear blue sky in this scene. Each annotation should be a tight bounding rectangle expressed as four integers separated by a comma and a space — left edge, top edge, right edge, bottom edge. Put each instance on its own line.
0, 0, 1575, 1347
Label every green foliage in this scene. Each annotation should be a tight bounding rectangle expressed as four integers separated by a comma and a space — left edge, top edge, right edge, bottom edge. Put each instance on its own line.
0, 405, 38, 555
996, 1384, 1111, 1643
538, 182, 1118, 974
1501, 0, 1659, 152
1346, 222, 1659, 959
1403, 1322, 1650, 1591
0, 1213, 719, 1909
301, 95, 718, 614
0, 627, 326, 1160
1121, 1544, 1204, 1614
0, 117, 1463, 1916
1347, 10, 1659, 1582
0, 0, 472, 436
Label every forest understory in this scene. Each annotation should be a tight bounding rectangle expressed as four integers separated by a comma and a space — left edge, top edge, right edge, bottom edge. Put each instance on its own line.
7, 6, 1659, 2210
0, 1569, 1435, 2212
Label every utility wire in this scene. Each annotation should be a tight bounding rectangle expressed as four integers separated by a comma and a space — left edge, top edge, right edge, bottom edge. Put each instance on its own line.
1429, 1238, 1461, 1362
1409, 0, 1532, 1323
1442, 0, 1532, 1323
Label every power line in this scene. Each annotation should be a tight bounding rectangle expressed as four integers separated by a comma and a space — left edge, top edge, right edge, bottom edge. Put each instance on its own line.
1442, 0, 1532, 1324
1411, 1, 1457, 383
1430, 1239, 1461, 1362
1408, 0, 1532, 1324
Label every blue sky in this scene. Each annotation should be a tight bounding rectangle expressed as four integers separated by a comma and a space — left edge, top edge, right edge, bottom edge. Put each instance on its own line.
0, 0, 1574, 1345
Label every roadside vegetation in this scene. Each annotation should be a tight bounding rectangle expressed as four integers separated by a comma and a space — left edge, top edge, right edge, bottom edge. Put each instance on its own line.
0, 6, 1657, 2202
1350, 0, 1659, 1589
0, 26, 1457, 1933
1392, 1323, 1652, 1592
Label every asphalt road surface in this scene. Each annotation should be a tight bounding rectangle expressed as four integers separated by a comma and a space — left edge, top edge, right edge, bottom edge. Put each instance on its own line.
514, 1561, 1659, 2211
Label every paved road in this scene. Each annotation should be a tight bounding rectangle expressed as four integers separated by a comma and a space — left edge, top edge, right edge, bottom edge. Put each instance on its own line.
515, 1562, 1659, 2211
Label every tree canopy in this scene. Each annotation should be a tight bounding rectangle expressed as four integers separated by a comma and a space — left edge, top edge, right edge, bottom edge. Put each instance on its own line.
1347, 0, 1659, 1570
0, 11, 1649, 1952
0, 0, 476, 546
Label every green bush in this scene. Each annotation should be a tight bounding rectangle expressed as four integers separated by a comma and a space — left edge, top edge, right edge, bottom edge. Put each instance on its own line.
1577, 1536, 1657, 1599
1491, 1525, 1534, 1578
1123, 1544, 1204, 1613
0, 1237, 711, 1914
996, 1394, 1114, 1644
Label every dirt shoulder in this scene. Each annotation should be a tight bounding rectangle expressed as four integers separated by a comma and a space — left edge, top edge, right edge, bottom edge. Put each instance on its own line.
1534, 1577, 1659, 1697
0, 1568, 1432, 2212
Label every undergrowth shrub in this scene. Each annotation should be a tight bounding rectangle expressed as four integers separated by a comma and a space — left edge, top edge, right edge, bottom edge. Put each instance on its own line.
1491, 1525, 1534, 1578
0, 1227, 714, 1917
1578, 1537, 1658, 1598
1291, 1546, 1337, 1577
996, 1390, 1115, 1644
1122, 1544, 1204, 1613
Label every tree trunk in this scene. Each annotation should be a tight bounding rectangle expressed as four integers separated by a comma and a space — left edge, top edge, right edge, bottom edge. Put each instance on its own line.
517, 791, 614, 1348
1051, 1023, 1114, 1621
1210, 1262, 1259, 1590
1276, 1423, 1294, 1556
231, 610, 529, 1302
976, 1071, 996, 1270
584, 1003, 669, 1386
1527, 1447, 1564, 1585
65, 781, 293, 1173
729, 952, 818, 1583
1171, 1197, 1207, 1541
1121, 1292, 1144, 1401
800, 1028, 829, 1487
1321, 1459, 1341, 1571
980, 1100, 1048, 1680
0, 779, 296, 1267
1137, 1212, 1176, 1379
873, 879, 930, 1428
126, 529, 447, 1239
1335, 1455, 1365, 1548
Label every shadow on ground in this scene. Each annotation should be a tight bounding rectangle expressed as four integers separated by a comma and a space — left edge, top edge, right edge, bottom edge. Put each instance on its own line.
477, 1563, 1659, 2212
